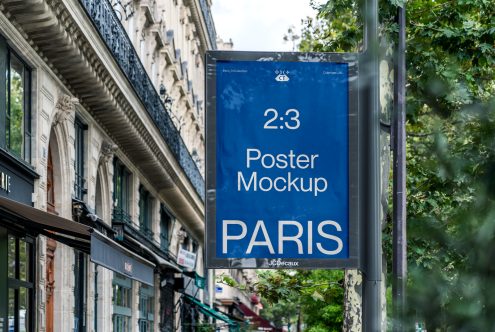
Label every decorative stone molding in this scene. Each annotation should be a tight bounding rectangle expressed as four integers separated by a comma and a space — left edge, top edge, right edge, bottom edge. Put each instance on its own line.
99, 140, 118, 164
53, 94, 79, 127
177, 229, 187, 244
45, 238, 57, 300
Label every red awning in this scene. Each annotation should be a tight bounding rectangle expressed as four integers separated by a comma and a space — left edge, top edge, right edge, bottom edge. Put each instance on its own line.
237, 303, 282, 332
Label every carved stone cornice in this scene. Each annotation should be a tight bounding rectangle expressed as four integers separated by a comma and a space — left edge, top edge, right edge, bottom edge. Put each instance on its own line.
177, 229, 187, 244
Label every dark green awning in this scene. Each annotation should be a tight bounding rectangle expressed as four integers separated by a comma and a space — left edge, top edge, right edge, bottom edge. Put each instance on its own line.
185, 295, 237, 326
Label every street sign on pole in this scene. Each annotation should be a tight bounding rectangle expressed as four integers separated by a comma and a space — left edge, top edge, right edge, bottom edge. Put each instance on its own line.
206, 51, 359, 269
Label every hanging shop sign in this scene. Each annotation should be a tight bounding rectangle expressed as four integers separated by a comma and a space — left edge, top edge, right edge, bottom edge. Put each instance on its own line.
177, 248, 197, 270
195, 273, 206, 289
206, 51, 360, 269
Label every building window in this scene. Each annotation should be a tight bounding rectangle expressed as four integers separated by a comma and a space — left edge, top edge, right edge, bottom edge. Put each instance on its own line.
1, 229, 35, 332
74, 250, 87, 332
160, 205, 171, 252
112, 273, 132, 332
138, 185, 153, 239
0, 37, 31, 162
113, 159, 131, 224
74, 117, 87, 201
191, 240, 198, 254
180, 232, 191, 250
181, 299, 198, 332
138, 284, 154, 332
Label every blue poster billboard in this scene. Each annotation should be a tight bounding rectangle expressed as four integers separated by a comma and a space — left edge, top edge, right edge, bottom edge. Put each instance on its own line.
206, 52, 359, 269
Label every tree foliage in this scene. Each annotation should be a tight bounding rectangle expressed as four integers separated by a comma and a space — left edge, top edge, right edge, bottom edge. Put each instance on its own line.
254, 270, 344, 331
297, 0, 495, 330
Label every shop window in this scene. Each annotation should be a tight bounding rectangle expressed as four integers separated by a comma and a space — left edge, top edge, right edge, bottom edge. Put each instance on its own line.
138, 284, 154, 332
2, 230, 35, 332
113, 159, 131, 224
74, 117, 87, 201
74, 250, 87, 332
138, 185, 153, 239
0, 38, 32, 162
181, 299, 198, 332
112, 273, 132, 332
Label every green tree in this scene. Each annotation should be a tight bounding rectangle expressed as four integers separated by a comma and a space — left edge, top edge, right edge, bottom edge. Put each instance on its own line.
255, 270, 344, 331
259, 300, 297, 329
298, 0, 495, 329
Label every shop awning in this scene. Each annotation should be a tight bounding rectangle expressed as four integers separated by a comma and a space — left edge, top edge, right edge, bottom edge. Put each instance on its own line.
91, 231, 155, 286
185, 294, 237, 326
125, 234, 182, 273
0, 196, 91, 250
237, 303, 280, 331
0, 196, 155, 286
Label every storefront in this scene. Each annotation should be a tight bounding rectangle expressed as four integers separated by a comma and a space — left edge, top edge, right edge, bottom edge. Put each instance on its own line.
0, 155, 156, 332
0, 152, 38, 332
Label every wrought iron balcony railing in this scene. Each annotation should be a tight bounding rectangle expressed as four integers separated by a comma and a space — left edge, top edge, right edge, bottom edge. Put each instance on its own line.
139, 225, 154, 239
79, 0, 205, 200
112, 207, 133, 225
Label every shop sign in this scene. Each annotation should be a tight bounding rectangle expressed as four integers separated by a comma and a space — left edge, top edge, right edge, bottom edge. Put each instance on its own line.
90, 232, 154, 286
0, 171, 11, 193
0, 158, 36, 205
177, 248, 197, 269
195, 274, 206, 289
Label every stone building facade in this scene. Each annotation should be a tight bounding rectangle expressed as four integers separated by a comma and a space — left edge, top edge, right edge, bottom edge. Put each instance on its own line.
0, 0, 218, 331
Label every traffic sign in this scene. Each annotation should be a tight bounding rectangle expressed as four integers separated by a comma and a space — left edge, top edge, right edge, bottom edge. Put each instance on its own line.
206, 51, 359, 269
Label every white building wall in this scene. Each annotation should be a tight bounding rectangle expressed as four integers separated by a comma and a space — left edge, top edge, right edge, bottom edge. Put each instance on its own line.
0, 0, 214, 329
115, 0, 206, 176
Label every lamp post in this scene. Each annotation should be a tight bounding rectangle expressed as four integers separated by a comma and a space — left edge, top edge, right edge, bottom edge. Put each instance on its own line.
393, 3, 407, 331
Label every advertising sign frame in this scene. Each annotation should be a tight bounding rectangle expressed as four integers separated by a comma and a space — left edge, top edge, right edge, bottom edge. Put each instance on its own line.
206, 51, 360, 269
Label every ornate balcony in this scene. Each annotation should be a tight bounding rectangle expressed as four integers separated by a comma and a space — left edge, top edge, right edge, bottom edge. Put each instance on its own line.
79, 0, 205, 200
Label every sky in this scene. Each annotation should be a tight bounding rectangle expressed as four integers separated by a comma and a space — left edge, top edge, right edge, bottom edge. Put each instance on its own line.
211, 0, 324, 52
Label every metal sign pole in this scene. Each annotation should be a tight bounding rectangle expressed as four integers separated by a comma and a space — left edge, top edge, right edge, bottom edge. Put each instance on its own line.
361, 0, 382, 329
393, 4, 407, 331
